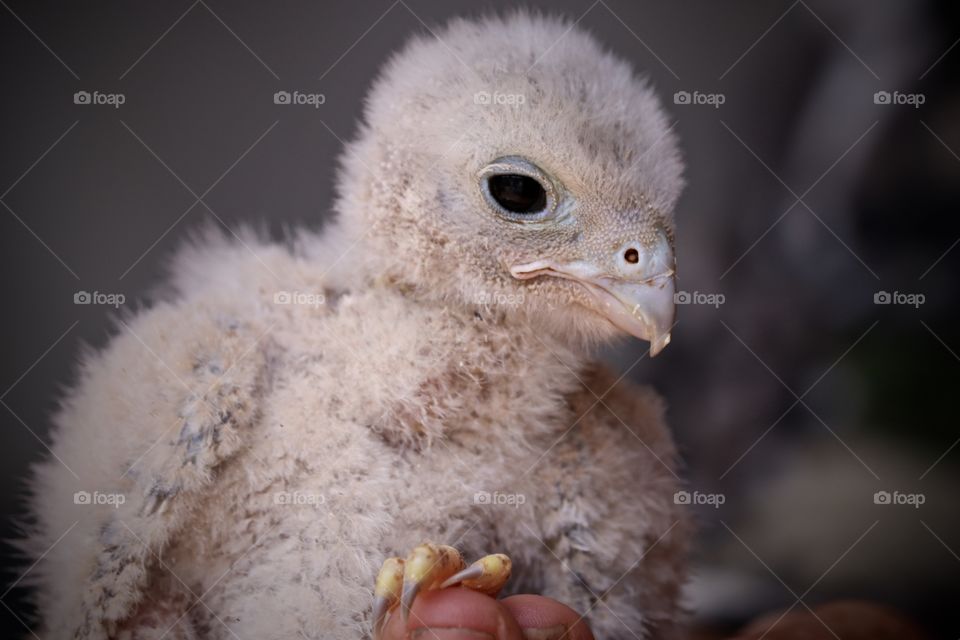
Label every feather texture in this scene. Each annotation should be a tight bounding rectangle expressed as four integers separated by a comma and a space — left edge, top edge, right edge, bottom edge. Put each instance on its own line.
24, 13, 688, 639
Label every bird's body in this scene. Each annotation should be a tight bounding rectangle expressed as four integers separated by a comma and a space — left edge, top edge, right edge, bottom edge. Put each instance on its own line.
25, 13, 689, 640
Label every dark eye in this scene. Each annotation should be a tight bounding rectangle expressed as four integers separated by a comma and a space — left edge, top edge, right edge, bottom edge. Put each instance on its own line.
487, 174, 547, 214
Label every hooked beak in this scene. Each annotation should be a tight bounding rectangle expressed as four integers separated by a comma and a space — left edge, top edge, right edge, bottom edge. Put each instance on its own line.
510, 249, 676, 356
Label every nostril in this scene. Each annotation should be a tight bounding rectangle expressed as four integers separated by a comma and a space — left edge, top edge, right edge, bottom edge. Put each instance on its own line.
624, 247, 640, 264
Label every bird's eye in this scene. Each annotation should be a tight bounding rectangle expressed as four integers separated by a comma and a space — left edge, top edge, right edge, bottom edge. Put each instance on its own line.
479, 156, 558, 223
487, 174, 547, 214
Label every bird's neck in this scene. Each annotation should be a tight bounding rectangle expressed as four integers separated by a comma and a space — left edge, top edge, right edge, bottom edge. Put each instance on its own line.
362, 285, 591, 447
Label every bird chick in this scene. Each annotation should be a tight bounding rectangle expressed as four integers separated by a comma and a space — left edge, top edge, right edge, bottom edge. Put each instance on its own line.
23, 12, 689, 640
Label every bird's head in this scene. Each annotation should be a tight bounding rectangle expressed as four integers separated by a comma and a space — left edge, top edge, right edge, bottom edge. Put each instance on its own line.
333, 12, 684, 354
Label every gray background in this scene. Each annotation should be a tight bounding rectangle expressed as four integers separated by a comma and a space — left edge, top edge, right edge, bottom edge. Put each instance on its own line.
1, 0, 958, 637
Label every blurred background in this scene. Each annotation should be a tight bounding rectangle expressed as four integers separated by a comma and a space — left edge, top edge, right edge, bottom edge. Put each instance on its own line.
1, 0, 957, 637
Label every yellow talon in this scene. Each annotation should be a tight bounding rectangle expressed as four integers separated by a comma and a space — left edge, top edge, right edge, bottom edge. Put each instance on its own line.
373, 557, 404, 640
403, 543, 464, 587
440, 553, 512, 595
374, 556, 405, 601
373, 543, 512, 632
462, 554, 512, 595
400, 543, 465, 620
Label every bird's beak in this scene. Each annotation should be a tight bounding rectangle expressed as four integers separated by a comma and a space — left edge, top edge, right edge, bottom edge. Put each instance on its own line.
510, 246, 676, 356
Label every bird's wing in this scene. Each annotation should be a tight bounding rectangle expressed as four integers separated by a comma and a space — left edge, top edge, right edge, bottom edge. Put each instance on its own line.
29, 237, 286, 638
85, 301, 273, 638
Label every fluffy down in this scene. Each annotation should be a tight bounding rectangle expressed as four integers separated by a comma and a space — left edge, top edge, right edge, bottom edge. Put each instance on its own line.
22, 12, 689, 640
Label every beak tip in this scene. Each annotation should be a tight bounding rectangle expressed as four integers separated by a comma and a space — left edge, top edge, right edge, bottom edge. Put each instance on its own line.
508, 260, 677, 354
649, 331, 671, 357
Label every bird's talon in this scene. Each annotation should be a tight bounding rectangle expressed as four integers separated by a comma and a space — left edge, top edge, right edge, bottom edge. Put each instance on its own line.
439, 553, 512, 595
372, 544, 511, 636
400, 543, 464, 621
373, 557, 404, 640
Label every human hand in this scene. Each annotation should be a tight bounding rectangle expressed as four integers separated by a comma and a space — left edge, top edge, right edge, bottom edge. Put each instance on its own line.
380, 587, 594, 640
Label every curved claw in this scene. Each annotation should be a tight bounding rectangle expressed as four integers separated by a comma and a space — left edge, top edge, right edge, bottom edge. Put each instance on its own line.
439, 563, 484, 589
372, 595, 390, 640
439, 554, 512, 596
374, 545, 512, 631
399, 579, 420, 623
400, 543, 464, 622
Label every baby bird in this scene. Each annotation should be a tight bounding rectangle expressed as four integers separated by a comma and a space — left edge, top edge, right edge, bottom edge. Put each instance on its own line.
24, 13, 689, 640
